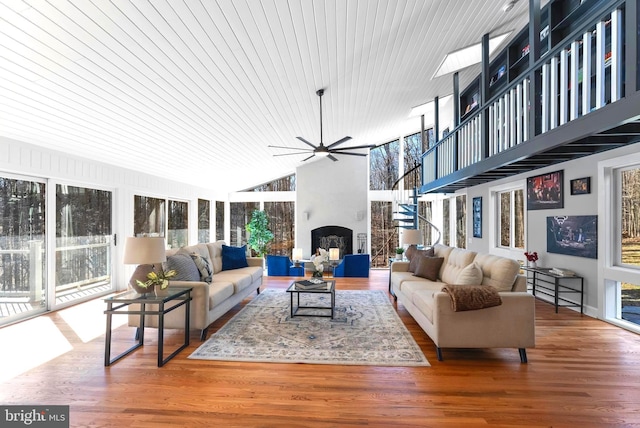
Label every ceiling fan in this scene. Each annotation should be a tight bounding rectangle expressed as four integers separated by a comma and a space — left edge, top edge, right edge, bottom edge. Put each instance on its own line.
269, 89, 375, 162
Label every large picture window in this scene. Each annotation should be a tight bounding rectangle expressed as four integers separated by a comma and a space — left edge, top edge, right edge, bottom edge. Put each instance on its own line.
265, 201, 294, 255
370, 201, 394, 267
370, 140, 399, 190
230, 202, 259, 247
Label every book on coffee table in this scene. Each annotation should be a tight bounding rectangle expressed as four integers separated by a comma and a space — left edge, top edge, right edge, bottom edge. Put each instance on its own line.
295, 279, 327, 290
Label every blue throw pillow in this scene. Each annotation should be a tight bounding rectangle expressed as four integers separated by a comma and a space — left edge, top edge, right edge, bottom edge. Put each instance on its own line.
222, 245, 249, 270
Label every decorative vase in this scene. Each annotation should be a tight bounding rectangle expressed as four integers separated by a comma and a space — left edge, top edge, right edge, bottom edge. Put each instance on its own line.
154, 287, 169, 297
312, 270, 323, 278
529, 261, 537, 268
395, 254, 403, 260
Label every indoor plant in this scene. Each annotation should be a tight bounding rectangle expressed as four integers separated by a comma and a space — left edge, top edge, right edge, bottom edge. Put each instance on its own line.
311, 248, 328, 278
136, 269, 177, 296
245, 210, 274, 257
395, 247, 404, 260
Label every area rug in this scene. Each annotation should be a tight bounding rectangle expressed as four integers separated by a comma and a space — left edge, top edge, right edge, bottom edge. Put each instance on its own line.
189, 289, 429, 366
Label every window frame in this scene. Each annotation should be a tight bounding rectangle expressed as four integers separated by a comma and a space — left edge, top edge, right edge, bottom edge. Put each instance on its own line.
490, 182, 525, 253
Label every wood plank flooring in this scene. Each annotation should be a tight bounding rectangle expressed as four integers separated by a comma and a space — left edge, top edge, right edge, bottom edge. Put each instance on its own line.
1, 270, 640, 427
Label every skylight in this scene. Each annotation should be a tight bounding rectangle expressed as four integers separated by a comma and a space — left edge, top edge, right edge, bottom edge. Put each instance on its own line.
432, 32, 512, 79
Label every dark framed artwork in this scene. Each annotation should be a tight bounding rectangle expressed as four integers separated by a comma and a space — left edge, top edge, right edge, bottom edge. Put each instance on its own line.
570, 177, 591, 195
546, 215, 598, 259
472, 197, 482, 238
527, 170, 564, 210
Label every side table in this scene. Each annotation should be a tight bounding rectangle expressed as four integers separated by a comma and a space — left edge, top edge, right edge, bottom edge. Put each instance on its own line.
104, 286, 192, 367
522, 267, 584, 313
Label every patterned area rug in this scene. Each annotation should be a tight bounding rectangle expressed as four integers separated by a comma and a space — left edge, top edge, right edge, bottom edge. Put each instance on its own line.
189, 289, 429, 366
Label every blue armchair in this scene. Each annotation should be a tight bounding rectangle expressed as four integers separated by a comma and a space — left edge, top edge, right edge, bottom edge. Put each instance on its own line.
333, 254, 370, 277
266, 255, 304, 277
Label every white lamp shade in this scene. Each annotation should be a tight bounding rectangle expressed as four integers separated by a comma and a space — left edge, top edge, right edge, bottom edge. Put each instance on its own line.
292, 248, 303, 261
329, 247, 340, 261
401, 229, 422, 246
123, 236, 167, 265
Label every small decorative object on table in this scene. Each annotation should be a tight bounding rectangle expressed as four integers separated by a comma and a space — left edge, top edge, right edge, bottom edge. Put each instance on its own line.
395, 247, 404, 260
136, 269, 177, 296
311, 248, 328, 278
524, 251, 539, 268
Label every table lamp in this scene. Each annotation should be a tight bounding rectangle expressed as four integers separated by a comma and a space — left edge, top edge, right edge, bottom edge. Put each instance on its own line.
329, 247, 340, 264
123, 236, 167, 294
401, 229, 422, 247
292, 248, 303, 267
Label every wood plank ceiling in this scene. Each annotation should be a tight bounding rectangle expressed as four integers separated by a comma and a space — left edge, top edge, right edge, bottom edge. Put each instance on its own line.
0, 0, 533, 191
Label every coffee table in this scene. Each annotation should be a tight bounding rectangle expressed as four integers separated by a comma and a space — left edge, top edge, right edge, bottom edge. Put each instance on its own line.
286, 280, 335, 319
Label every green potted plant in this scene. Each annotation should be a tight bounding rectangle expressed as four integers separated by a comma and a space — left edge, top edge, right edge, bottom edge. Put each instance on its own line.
395, 247, 404, 260
136, 269, 177, 296
245, 210, 274, 258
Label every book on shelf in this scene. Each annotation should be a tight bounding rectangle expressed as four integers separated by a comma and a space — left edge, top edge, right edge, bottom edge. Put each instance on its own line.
550, 267, 576, 277
295, 279, 328, 290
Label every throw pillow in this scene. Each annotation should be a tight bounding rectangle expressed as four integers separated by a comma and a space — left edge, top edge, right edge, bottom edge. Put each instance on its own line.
455, 262, 483, 285
164, 253, 200, 281
413, 256, 444, 281
408, 248, 435, 273
190, 252, 213, 283
404, 245, 418, 262
222, 245, 249, 271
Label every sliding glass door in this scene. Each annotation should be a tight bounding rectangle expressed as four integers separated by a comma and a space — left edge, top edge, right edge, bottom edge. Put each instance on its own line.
0, 176, 47, 326
55, 184, 113, 308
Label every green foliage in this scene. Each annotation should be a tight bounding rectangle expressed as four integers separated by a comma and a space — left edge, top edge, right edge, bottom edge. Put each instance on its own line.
245, 210, 274, 257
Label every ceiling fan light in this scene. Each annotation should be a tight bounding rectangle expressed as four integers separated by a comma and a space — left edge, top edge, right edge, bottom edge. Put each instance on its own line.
316, 151, 329, 157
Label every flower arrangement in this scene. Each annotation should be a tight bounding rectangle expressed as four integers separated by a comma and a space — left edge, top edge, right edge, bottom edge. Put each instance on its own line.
311, 248, 328, 278
136, 269, 177, 290
524, 251, 539, 262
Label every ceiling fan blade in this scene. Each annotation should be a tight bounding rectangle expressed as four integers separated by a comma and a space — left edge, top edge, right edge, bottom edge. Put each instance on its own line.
302, 154, 315, 162
326, 136, 352, 150
296, 137, 318, 149
331, 144, 376, 151
328, 154, 339, 162
269, 145, 313, 151
273, 152, 315, 157
330, 151, 367, 157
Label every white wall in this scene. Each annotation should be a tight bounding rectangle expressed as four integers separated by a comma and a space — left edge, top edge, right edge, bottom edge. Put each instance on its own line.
295, 155, 368, 258
0, 137, 224, 291
464, 143, 640, 317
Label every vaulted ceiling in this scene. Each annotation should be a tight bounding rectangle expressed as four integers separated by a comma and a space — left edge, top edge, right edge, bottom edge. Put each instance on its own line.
0, 0, 534, 192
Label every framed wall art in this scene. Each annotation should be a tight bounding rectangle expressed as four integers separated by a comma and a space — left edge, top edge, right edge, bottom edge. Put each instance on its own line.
526, 170, 564, 210
546, 215, 598, 259
570, 177, 591, 195
472, 197, 482, 238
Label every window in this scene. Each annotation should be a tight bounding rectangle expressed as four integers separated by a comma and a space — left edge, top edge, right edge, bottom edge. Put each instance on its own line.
370, 139, 399, 190
230, 202, 259, 247
244, 174, 296, 191
0, 176, 47, 326
370, 201, 394, 267
167, 200, 188, 248
134, 196, 165, 237
442, 199, 450, 246
215, 201, 225, 241
403, 130, 434, 190
418, 200, 434, 246
497, 188, 524, 249
265, 201, 294, 255
456, 195, 466, 248
198, 199, 210, 243
620, 167, 640, 268
56, 184, 113, 306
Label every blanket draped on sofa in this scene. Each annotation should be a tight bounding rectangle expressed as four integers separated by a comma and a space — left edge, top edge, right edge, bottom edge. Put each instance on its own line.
441, 285, 502, 312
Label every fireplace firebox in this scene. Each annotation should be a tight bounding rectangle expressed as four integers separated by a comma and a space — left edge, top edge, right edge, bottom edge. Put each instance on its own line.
311, 226, 353, 258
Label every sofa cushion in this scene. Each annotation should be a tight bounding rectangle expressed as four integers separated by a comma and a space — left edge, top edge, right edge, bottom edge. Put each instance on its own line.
440, 248, 477, 284
164, 253, 200, 281
206, 241, 225, 274
208, 282, 235, 308
408, 248, 435, 273
222, 245, 249, 270
455, 262, 483, 285
414, 257, 444, 281
214, 269, 254, 294
190, 252, 213, 283
412, 289, 437, 324
474, 253, 520, 292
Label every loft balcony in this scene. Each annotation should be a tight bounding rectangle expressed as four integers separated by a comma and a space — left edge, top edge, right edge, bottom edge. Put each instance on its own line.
420, 0, 640, 194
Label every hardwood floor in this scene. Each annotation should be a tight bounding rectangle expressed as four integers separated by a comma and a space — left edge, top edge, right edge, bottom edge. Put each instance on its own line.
1, 270, 640, 427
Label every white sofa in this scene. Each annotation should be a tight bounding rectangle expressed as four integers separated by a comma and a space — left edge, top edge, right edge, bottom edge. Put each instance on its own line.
128, 241, 263, 340
390, 244, 535, 363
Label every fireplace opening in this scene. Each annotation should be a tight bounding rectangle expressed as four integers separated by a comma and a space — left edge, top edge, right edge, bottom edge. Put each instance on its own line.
311, 226, 353, 258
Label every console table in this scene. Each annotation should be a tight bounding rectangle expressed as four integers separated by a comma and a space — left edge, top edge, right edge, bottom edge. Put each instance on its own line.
521, 267, 584, 314
104, 287, 192, 367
